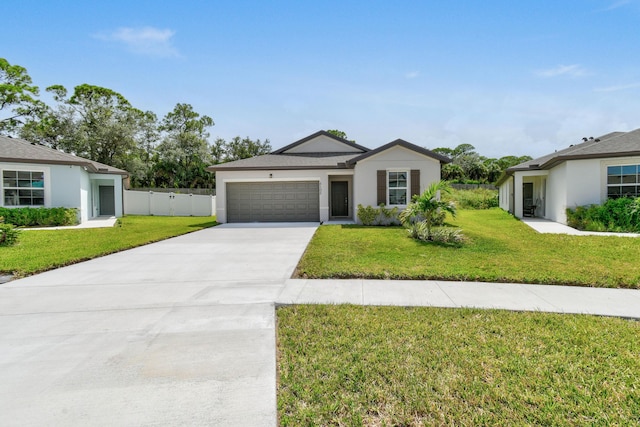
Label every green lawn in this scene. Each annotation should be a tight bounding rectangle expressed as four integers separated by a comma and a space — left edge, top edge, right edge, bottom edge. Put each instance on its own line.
277, 305, 640, 426
0, 215, 216, 277
296, 209, 640, 288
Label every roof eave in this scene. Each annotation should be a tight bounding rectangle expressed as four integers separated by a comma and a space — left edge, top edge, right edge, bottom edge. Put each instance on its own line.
0, 157, 128, 176
207, 164, 354, 172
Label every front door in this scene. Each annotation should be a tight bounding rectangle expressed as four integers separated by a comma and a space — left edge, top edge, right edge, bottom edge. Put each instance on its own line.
99, 186, 115, 216
523, 182, 534, 216
331, 181, 349, 217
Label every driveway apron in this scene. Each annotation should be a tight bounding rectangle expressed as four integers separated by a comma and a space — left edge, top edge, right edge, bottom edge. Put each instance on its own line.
0, 223, 318, 427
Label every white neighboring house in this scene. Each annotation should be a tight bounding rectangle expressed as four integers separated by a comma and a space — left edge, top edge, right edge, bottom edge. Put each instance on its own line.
208, 130, 449, 223
0, 135, 128, 223
498, 129, 640, 224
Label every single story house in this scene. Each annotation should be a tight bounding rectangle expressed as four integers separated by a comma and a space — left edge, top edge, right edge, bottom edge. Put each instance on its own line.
208, 130, 449, 223
498, 128, 640, 224
0, 135, 128, 223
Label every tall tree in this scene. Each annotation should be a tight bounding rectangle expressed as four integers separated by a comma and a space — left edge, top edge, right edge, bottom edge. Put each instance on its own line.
223, 136, 271, 162
0, 58, 44, 135
153, 103, 215, 188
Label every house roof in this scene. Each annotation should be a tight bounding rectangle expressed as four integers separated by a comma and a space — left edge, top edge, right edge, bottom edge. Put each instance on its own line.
0, 135, 129, 176
208, 132, 449, 172
272, 130, 370, 154
346, 139, 451, 165
497, 128, 640, 185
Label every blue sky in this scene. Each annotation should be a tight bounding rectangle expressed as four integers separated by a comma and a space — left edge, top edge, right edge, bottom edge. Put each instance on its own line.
3, 0, 640, 158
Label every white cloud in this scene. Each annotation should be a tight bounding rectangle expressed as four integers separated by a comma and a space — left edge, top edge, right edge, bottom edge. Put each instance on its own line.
94, 26, 180, 58
405, 71, 420, 79
535, 64, 588, 78
594, 82, 640, 92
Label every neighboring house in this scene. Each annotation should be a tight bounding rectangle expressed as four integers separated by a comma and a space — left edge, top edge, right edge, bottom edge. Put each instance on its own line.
208, 130, 449, 223
0, 135, 128, 223
498, 128, 640, 224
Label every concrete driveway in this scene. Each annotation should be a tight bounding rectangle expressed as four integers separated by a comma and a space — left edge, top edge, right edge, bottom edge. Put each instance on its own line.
0, 223, 318, 427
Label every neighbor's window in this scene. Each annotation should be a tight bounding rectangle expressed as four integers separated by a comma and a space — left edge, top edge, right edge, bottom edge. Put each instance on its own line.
388, 171, 408, 205
2, 170, 45, 206
607, 165, 640, 199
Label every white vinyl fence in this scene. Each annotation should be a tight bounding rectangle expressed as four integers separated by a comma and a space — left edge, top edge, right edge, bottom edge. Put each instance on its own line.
124, 190, 216, 217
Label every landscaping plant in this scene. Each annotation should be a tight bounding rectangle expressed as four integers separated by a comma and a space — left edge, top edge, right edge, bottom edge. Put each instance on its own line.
0, 217, 20, 246
567, 197, 640, 232
0, 207, 78, 227
399, 180, 462, 243
356, 204, 400, 226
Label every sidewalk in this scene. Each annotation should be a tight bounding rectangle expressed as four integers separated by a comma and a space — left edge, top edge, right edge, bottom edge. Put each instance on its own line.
521, 217, 640, 237
279, 279, 640, 319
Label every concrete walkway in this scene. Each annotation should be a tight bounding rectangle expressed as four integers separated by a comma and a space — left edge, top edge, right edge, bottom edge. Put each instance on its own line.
521, 217, 640, 237
2, 223, 640, 426
23, 216, 118, 230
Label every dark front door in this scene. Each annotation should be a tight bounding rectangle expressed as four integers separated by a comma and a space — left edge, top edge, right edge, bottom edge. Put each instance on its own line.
331, 181, 349, 217
522, 182, 534, 216
99, 186, 116, 216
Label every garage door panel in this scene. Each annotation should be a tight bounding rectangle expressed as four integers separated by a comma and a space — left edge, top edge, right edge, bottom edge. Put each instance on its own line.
227, 181, 320, 222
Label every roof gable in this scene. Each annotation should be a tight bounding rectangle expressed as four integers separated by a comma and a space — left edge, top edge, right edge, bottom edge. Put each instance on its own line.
273, 130, 369, 154
0, 135, 128, 176
347, 139, 451, 165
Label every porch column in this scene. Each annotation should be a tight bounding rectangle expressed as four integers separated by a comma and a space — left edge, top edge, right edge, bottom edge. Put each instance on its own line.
513, 173, 523, 218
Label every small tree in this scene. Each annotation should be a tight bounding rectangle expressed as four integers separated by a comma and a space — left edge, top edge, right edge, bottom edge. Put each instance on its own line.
399, 181, 457, 240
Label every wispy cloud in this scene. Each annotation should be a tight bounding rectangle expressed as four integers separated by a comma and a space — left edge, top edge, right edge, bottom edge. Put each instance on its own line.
405, 71, 420, 79
535, 64, 588, 78
94, 26, 180, 58
599, 0, 631, 12
594, 82, 640, 92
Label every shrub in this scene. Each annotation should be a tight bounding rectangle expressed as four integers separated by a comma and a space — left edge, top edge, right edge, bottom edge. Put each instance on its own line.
443, 188, 499, 209
356, 204, 401, 226
566, 197, 640, 232
0, 217, 20, 246
0, 207, 78, 227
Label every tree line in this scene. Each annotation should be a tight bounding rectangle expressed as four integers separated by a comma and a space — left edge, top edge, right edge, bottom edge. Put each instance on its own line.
0, 58, 270, 189
433, 144, 532, 184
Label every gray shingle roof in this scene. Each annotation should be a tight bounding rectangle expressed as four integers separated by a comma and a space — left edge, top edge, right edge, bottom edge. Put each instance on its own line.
0, 135, 128, 175
507, 129, 640, 172
208, 153, 361, 171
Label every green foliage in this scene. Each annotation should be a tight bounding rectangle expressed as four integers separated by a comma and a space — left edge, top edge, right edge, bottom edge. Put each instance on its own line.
0, 207, 78, 227
278, 305, 640, 426
356, 204, 400, 226
326, 129, 356, 143
399, 181, 457, 242
567, 197, 640, 232
0, 57, 44, 135
0, 217, 20, 246
0, 216, 217, 276
443, 188, 499, 209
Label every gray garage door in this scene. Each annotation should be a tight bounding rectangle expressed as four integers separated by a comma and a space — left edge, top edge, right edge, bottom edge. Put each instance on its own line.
226, 181, 320, 222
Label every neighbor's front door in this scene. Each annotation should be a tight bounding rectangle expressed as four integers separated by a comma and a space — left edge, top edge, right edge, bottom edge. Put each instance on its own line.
331, 181, 349, 217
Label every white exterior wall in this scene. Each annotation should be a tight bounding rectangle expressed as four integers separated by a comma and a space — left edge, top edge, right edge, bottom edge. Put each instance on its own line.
49, 164, 83, 209
214, 169, 336, 223
498, 178, 512, 212
89, 173, 124, 218
353, 146, 441, 210
564, 159, 601, 212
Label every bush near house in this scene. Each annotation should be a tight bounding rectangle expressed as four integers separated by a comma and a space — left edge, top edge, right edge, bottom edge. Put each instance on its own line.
356, 204, 401, 226
0, 217, 20, 246
442, 187, 499, 209
0, 207, 78, 227
566, 197, 640, 232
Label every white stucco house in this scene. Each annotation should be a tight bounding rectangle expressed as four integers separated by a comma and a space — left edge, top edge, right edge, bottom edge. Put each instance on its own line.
208, 130, 450, 223
498, 129, 640, 224
0, 135, 128, 223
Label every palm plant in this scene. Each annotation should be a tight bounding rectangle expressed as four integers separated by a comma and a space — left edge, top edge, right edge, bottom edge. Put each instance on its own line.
399, 180, 457, 240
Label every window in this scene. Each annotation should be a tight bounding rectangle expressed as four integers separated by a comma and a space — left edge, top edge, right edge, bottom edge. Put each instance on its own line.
2, 170, 45, 206
607, 165, 640, 199
388, 171, 408, 205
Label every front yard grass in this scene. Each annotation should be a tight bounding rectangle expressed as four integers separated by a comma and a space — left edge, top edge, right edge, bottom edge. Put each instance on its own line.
296, 208, 640, 288
0, 215, 216, 277
277, 305, 640, 426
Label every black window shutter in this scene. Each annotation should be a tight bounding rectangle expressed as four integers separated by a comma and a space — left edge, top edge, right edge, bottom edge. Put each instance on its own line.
411, 169, 420, 197
377, 170, 386, 205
